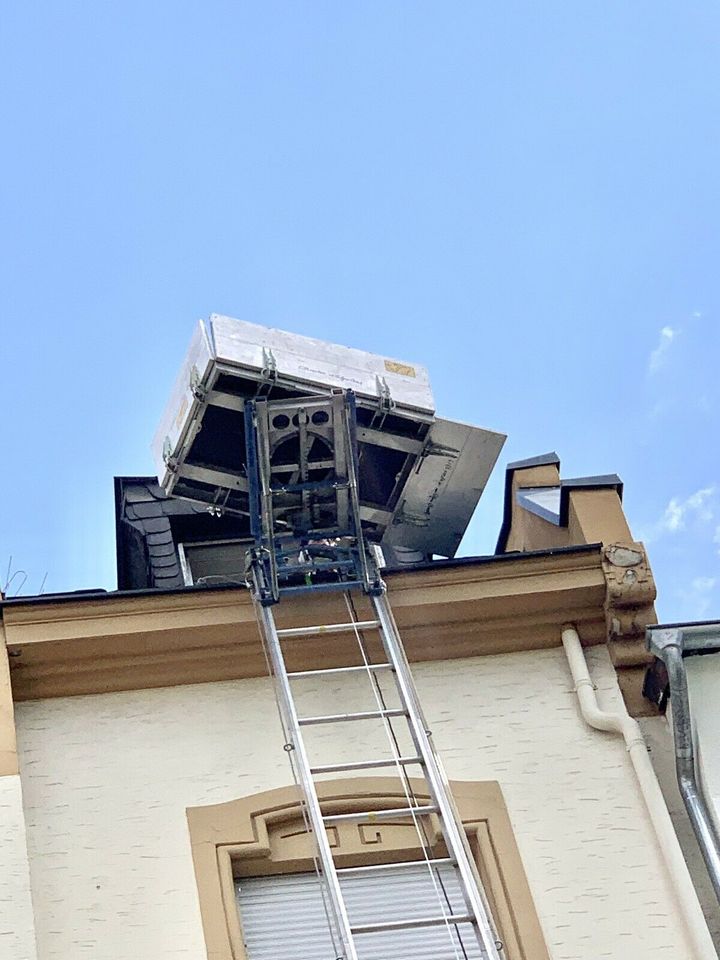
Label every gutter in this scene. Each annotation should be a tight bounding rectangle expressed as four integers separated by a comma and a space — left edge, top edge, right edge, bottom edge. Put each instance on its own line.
562, 625, 717, 960
647, 622, 720, 904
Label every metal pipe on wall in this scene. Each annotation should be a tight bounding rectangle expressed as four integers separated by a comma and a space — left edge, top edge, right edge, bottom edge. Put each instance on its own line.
561, 625, 717, 960
653, 636, 720, 903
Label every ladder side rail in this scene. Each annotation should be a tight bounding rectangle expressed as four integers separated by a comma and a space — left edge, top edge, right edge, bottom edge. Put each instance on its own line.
331, 393, 350, 534
256, 401, 280, 602
244, 402, 262, 543
373, 592, 503, 959
256, 599, 359, 960
254, 400, 273, 550
342, 394, 374, 593
297, 402, 312, 531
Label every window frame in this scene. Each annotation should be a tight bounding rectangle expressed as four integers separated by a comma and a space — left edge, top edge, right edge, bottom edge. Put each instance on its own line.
187, 777, 549, 960
178, 538, 248, 586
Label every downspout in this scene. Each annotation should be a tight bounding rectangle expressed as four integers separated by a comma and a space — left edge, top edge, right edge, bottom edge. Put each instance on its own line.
561, 625, 717, 960
647, 628, 720, 903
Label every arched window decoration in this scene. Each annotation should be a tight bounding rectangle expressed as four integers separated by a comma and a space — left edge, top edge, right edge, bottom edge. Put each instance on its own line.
187, 777, 549, 960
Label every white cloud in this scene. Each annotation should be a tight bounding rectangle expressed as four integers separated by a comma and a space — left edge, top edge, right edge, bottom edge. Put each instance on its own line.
659, 497, 684, 532
648, 325, 678, 375
686, 487, 716, 522
677, 576, 718, 618
693, 576, 717, 591
646, 486, 717, 541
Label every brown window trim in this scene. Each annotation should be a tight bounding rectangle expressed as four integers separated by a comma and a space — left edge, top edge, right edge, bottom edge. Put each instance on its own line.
186, 777, 549, 960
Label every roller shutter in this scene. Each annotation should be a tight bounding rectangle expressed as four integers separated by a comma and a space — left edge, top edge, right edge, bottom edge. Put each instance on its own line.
236, 862, 487, 959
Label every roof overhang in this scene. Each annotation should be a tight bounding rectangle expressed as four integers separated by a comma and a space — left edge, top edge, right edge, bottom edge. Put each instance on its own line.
2, 546, 606, 701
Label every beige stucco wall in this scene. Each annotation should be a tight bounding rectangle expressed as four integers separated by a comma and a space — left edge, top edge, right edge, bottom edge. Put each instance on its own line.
0, 774, 38, 960
15, 645, 695, 960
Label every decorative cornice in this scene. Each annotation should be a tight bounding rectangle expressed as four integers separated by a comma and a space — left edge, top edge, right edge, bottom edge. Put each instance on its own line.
2, 547, 607, 701
600, 541, 657, 717
602, 542, 657, 663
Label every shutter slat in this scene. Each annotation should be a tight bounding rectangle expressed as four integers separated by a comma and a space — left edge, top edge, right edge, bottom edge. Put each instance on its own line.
236, 863, 488, 959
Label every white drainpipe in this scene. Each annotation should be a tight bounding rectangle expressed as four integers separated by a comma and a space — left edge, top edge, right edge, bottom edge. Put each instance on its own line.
561, 625, 717, 960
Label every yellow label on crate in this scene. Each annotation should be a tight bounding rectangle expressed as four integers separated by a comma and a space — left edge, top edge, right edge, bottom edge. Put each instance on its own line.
384, 359, 416, 378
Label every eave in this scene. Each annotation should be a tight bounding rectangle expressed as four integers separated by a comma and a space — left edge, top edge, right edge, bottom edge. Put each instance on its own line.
2, 546, 607, 702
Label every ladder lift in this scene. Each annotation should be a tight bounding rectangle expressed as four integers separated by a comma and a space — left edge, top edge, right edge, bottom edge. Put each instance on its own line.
244, 390, 504, 959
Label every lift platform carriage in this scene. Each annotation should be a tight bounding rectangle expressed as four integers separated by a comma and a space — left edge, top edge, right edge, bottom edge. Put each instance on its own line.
154, 316, 507, 958
152, 314, 506, 565
243, 389, 384, 604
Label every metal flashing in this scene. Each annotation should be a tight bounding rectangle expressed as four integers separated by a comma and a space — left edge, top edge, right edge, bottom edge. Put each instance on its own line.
558, 474, 623, 526
516, 486, 561, 525
496, 458, 623, 554
495, 452, 561, 554
647, 621, 720, 658
385, 541, 600, 574
506, 451, 560, 472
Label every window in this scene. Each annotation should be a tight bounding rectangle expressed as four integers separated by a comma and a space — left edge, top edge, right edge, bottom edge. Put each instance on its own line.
178, 539, 247, 585
237, 862, 485, 959
187, 779, 549, 960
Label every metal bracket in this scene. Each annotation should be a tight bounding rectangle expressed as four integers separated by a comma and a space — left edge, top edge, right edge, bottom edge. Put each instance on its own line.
261, 347, 278, 381
162, 436, 178, 472
375, 375, 394, 412
190, 364, 207, 402
422, 440, 460, 459
393, 502, 430, 528
648, 621, 720, 658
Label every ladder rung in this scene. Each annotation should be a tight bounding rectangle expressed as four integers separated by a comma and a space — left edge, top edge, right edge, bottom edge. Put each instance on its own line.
323, 804, 438, 825
337, 857, 454, 876
275, 527, 354, 539
299, 708, 406, 726
278, 581, 365, 597
351, 913, 474, 935
310, 755, 422, 774
288, 663, 391, 679
278, 620, 380, 638
269, 459, 335, 473
270, 480, 350, 494
277, 559, 355, 577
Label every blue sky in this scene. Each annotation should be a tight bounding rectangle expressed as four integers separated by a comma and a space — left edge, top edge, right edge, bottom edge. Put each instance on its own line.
1, 2, 718, 621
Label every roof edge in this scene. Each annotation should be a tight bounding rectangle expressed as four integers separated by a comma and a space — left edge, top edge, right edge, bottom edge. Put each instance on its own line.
506, 451, 560, 472
0, 544, 602, 610
558, 474, 623, 526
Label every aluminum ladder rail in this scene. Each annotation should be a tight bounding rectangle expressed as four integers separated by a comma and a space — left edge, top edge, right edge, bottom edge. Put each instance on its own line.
253, 578, 504, 960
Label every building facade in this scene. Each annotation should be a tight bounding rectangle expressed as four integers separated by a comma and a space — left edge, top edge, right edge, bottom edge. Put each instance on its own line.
0, 453, 717, 959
